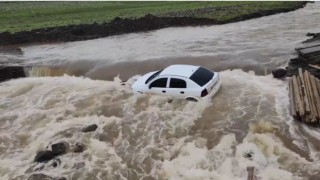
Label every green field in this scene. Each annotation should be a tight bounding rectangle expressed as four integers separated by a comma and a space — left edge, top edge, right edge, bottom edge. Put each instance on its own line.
0, 1, 304, 33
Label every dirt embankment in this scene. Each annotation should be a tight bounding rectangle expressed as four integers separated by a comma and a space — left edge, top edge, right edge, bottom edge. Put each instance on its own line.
0, 2, 308, 46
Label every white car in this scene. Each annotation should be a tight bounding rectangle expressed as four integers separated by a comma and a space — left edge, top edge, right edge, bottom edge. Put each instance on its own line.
132, 64, 221, 101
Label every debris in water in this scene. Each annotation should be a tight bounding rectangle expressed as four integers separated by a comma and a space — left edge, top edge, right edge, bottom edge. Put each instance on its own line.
81, 124, 98, 133
247, 166, 257, 180
33, 164, 45, 172
72, 142, 86, 153
244, 151, 254, 160
51, 158, 61, 168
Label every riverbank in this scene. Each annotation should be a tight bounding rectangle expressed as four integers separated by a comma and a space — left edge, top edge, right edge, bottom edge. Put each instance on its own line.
0, 1, 308, 46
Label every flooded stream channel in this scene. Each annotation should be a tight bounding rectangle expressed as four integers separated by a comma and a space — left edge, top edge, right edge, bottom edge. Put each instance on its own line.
1, 2, 320, 180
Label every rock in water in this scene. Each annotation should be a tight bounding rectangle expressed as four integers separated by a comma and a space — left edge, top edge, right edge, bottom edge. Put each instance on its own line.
27, 174, 54, 180
34, 150, 55, 163
272, 68, 287, 79
0, 66, 26, 83
72, 142, 86, 153
81, 124, 98, 132
306, 32, 317, 37
27, 174, 66, 180
51, 141, 70, 156
56, 178, 67, 180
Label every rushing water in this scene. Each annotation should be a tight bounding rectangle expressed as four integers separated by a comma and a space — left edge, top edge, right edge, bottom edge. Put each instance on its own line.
1, 2, 320, 180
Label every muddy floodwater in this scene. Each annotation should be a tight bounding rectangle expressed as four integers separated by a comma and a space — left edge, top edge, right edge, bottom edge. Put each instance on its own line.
1, 2, 320, 180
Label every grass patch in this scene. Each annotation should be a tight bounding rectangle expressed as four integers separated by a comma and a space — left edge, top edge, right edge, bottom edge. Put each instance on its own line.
0, 1, 304, 33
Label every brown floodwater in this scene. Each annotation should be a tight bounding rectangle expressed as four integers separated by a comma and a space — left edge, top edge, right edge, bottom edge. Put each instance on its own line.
1, 2, 320, 180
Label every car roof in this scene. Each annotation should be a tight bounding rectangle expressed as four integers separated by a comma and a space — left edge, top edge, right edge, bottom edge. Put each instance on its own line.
159, 64, 199, 78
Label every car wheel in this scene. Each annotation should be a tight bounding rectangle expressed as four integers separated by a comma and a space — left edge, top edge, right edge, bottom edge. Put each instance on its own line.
186, 97, 198, 102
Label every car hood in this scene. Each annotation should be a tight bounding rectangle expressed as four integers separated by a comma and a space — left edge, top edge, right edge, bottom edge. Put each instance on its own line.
132, 71, 157, 90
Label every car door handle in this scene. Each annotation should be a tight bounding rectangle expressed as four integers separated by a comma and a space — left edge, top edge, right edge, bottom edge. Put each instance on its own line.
180, 91, 184, 94
162, 90, 166, 93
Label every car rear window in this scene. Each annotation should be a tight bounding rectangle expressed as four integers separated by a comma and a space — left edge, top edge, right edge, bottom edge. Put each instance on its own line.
189, 67, 214, 86
169, 78, 186, 88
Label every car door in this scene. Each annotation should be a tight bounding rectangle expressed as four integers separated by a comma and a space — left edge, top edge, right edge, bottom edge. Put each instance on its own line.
166, 77, 187, 98
148, 77, 168, 95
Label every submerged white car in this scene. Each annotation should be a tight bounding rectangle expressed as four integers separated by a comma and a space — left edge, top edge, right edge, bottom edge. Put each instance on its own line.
132, 64, 221, 101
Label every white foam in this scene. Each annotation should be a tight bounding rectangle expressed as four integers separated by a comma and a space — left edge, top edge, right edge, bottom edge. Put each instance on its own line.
161, 132, 318, 180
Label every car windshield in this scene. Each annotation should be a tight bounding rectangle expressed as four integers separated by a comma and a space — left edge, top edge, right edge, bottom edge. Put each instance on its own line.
145, 70, 163, 84
189, 67, 214, 86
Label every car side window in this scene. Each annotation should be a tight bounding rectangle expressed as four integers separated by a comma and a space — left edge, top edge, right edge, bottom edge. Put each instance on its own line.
150, 78, 167, 88
169, 78, 186, 88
